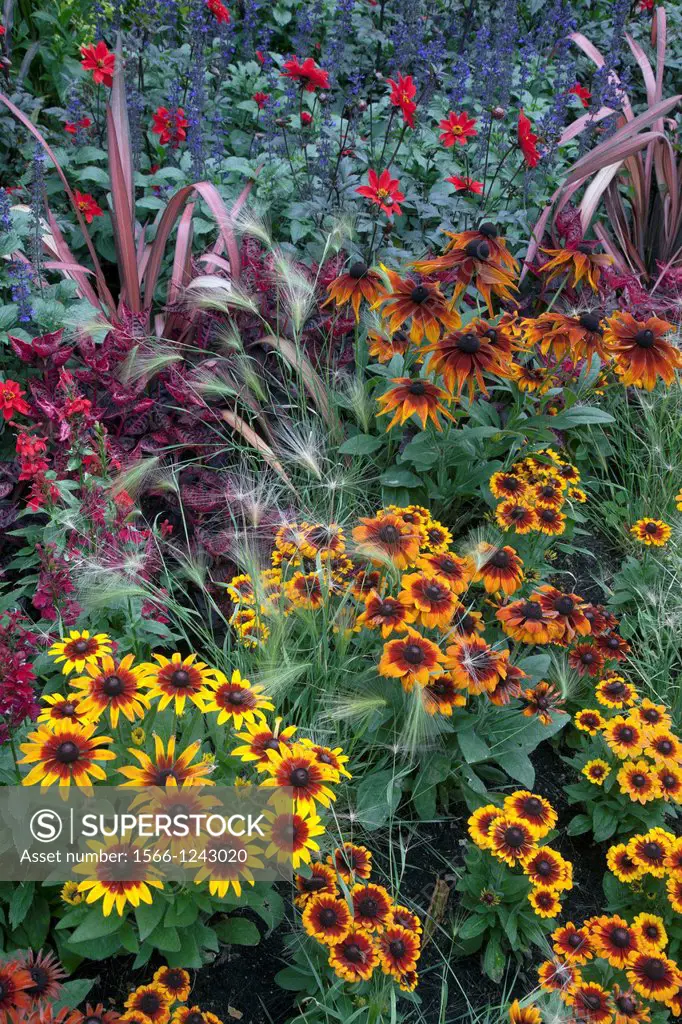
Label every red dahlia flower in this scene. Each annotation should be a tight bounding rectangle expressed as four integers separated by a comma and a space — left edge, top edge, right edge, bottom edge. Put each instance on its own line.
517, 109, 540, 167
80, 41, 115, 88
0, 380, 31, 421
387, 72, 417, 128
253, 92, 270, 109
151, 106, 189, 147
301, 111, 313, 126
356, 169, 404, 217
206, 0, 230, 21
74, 190, 103, 223
446, 175, 483, 195
439, 111, 477, 147
281, 56, 330, 91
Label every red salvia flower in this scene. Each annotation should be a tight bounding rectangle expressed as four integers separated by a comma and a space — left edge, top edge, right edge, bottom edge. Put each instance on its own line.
356, 169, 405, 217
80, 41, 115, 88
253, 92, 270, 109
206, 0, 230, 21
65, 117, 91, 134
387, 72, 417, 128
74, 191, 103, 223
568, 82, 591, 108
0, 380, 31, 421
281, 57, 330, 91
446, 175, 483, 195
517, 109, 540, 167
151, 106, 189, 147
439, 111, 477, 147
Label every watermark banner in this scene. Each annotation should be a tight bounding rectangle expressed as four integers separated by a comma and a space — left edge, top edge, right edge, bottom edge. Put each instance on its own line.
0, 786, 295, 884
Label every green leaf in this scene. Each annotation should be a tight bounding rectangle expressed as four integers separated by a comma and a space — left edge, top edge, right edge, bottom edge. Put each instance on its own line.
135, 898, 166, 942
459, 914, 490, 940
214, 916, 261, 946
379, 468, 424, 489
592, 804, 618, 842
274, 967, 315, 992
501, 750, 535, 788
457, 728, 492, 764
69, 909, 124, 943
164, 929, 203, 969
338, 434, 384, 455
53, 980, 95, 1011
146, 925, 181, 952
9, 883, 34, 929
566, 813, 592, 836
482, 934, 505, 982
354, 769, 403, 829
545, 406, 615, 428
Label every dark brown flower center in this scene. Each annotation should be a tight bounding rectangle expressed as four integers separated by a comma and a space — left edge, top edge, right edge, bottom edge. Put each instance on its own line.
226, 688, 248, 705
138, 995, 161, 1016
642, 708, 661, 724
171, 669, 191, 688
300, 874, 326, 892
424, 583, 444, 600
645, 925, 660, 939
583, 994, 602, 1011
156, 768, 178, 785
540, 509, 556, 522
478, 222, 498, 238
431, 680, 448, 695
510, 507, 527, 520
580, 650, 595, 664
504, 826, 525, 848
349, 261, 368, 279
84, 1017, 103, 1024
102, 674, 124, 696
635, 329, 655, 348
522, 602, 543, 620
403, 643, 426, 665
522, 797, 543, 816
290, 767, 310, 787
662, 774, 676, 789
318, 907, 338, 927
568, 933, 583, 948
537, 859, 552, 875
619, 727, 635, 743
72, 639, 91, 654
61, 702, 78, 716
378, 601, 398, 617
465, 239, 490, 260
632, 773, 646, 788
579, 312, 601, 332
389, 939, 406, 957
28, 967, 50, 993
645, 522, 659, 533
490, 550, 510, 569
358, 896, 379, 917
606, 636, 621, 650
408, 380, 426, 395
541, 485, 556, 497
605, 680, 625, 695
263, 737, 282, 750
642, 958, 666, 981
657, 739, 673, 755
378, 524, 400, 543
555, 596, 574, 615
343, 942, 364, 964
611, 927, 630, 948
56, 741, 80, 764
456, 332, 482, 354
410, 285, 430, 304
185, 1013, 205, 1024
616, 997, 637, 1015
643, 842, 663, 860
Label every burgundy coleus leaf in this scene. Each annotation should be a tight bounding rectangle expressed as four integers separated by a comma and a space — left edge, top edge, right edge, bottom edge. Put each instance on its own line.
131, 399, 156, 415
554, 203, 583, 246
8, 335, 37, 363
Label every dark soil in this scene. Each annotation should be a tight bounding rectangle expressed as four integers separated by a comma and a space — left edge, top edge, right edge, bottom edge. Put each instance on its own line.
79, 909, 294, 1024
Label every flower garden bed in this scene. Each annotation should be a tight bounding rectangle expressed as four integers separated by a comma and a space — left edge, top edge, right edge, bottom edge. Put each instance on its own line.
1, 1, 682, 1023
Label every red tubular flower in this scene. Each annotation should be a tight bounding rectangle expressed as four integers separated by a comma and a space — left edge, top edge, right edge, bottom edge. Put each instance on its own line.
446, 176, 484, 195
569, 82, 591, 108
151, 107, 188, 148
206, 0, 230, 22
80, 41, 115, 88
387, 72, 417, 127
74, 191, 104, 223
517, 109, 540, 167
65, 117, 91, 134
356, 169, 405, 217
439, 111, 477, 147
0, 379, 31, 421
281, 56, 330, 91
253, 92, 270, 109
